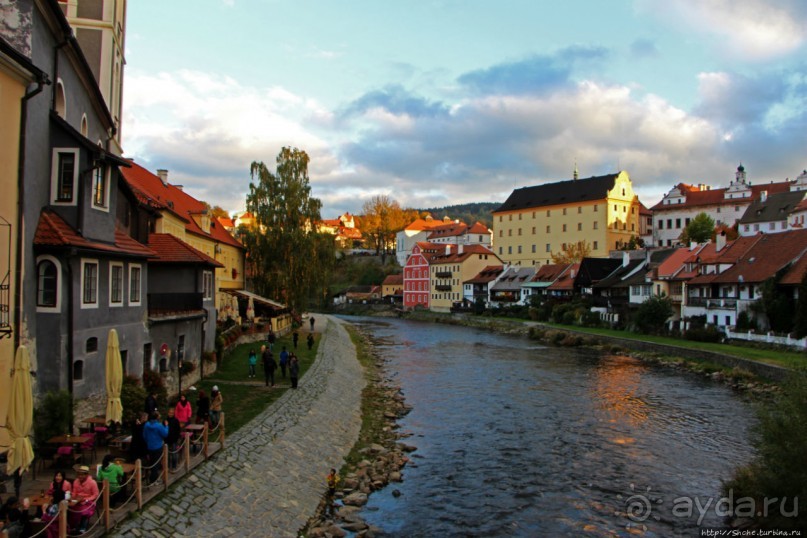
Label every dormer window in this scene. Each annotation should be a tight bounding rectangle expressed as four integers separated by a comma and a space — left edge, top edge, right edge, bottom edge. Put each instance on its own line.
51, 148, 79, 205
92, 164, 109, 210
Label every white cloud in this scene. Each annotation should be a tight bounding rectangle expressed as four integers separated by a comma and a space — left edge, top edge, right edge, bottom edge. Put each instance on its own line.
637, 0, 807, 60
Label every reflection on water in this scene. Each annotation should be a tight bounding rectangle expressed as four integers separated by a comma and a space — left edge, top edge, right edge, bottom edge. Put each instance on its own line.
347, 317, 755, 538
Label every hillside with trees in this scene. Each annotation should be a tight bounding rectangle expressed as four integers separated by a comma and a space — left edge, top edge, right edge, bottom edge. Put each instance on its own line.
418, 202, 501, 228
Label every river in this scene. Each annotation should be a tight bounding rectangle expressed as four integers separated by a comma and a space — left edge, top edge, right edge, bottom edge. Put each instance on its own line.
347, 317, 756, 538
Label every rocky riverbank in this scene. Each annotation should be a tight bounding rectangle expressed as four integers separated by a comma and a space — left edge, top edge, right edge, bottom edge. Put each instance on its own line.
304, 326, 415, 538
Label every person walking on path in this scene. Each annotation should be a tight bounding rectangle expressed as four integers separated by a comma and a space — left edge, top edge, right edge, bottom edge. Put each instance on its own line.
307, 333, 315, 350
210, 385, 223, 428
292, 331, 299, 349
289, 353, 300, 389
326, 468, 340, 517
279, 346, 289, 379
262, 346, 276, 387
175, 393, 193, 427
248, 348, 257, 378
143, 411, 169, 485
309, 316, 316, 331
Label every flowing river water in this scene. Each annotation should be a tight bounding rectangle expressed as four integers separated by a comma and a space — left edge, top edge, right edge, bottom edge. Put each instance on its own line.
347, 317, 756, 537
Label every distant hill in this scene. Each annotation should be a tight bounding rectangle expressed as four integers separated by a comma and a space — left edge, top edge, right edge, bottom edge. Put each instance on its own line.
418, 202, 501, 229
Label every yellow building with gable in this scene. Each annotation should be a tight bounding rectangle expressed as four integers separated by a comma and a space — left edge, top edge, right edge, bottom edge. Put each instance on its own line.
492, 171, 641, 266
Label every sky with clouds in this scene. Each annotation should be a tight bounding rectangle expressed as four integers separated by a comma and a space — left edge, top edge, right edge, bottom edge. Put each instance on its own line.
122, 0, 807, 218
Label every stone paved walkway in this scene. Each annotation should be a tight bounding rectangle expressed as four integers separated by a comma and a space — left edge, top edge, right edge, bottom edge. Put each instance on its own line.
111, 316, 365, 538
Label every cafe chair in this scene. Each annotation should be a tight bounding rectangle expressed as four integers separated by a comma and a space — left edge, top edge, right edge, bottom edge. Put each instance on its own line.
77, 433, 97, 463
93, 425, 109, 446
55, 445, 81, 468
36, 446, 58, 475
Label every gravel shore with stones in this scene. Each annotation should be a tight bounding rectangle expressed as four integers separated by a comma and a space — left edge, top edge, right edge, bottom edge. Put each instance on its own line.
110, 315, 365, 538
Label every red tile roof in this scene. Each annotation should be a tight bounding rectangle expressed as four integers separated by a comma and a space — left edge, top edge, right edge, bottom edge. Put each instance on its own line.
547, 263, 579, 291
467, 222, 491, 234
710, 230, 807, 285
651, 181, 791, 211
430, 244, 497, 264
34, 210, 156, 258
147, 233, 224, 267
382, 274, 403, 285
466, 265, 504, 284
405, 217, 446, 231
531, 263, 569, 283
121, 161, 243, 249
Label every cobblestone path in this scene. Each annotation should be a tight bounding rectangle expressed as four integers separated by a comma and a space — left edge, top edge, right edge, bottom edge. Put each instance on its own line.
111, 316, 365, 538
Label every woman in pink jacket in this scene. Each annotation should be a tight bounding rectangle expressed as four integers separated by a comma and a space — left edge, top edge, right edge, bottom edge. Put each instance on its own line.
175, 393, 193, 426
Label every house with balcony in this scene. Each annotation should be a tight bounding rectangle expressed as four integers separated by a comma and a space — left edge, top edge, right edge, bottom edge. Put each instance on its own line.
429, 244, 501, 312
144, 233, 222, 378
119, 162, 247, 333
683, 230, 807, 330
523, 264, 569, 300
681, 234, 767, 329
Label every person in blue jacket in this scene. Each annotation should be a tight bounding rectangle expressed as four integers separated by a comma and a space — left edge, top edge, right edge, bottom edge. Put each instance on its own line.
142, 411, 169, 485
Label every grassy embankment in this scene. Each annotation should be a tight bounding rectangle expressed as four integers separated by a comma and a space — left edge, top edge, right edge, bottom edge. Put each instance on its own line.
193, 330, 319, 435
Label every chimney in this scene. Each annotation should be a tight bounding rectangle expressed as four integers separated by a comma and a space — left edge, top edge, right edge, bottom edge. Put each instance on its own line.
622, 251, 629, 267
458, 244, 464, 255
760, 190, 767, 202
716, 231, 727, 252
175, 185, 183, 191
445, 245, 451, 255
157, 169, 168, 185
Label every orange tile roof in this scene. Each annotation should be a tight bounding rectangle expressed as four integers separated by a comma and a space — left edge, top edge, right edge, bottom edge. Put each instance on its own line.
531, 263, 569, 283
147, 233, 224, 267
121, 161, 243, 250
217, 217, 235, 228
405, 218, 445, 231
467, 222, 491, 234
466, 265, 504, 284
33, 209, 156, 258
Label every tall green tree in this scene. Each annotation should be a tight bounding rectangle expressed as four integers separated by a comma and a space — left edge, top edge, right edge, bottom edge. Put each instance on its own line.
242, 147, 334, 312
680, 212, 715, 244
634, 294, 673, 334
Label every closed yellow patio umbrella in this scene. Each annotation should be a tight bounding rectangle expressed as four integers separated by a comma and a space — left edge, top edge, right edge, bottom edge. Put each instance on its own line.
6, 345, 34, 475
105, 329, 123, 424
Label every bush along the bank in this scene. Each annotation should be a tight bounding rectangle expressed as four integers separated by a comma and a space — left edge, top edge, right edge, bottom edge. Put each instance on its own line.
722, 369, 807, 531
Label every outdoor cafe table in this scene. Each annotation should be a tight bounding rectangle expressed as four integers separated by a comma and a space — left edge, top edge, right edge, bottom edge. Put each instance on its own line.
28, 493, 52, 508
47, 434, 91, 445
183, 424, 205, 433
83, 416, 107, 426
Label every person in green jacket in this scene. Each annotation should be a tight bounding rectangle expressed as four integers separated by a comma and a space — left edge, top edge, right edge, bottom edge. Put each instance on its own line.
97, 454, 125, 505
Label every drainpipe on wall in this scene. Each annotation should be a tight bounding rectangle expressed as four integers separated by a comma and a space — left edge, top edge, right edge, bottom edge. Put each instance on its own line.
66, 251, 77, 433
14, 77, 49, 350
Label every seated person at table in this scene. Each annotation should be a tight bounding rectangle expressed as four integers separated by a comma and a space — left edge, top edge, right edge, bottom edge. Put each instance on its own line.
42, 471, 71, 537
97, 455, 125, 505
70, 466, 99, 534
1, 497, 30, 538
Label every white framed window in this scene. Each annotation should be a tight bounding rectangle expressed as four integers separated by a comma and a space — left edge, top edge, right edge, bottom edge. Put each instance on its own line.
50, 148, 79, 205
92, 165, 110, 210
109, 262, 124, 306
129, 264, 142, 305
203, 271, 213, 300
81, 258, 99, 309
36, 255, 62, 313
